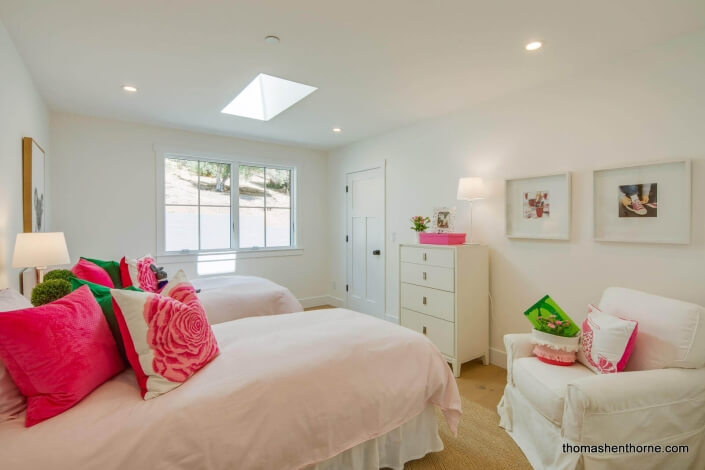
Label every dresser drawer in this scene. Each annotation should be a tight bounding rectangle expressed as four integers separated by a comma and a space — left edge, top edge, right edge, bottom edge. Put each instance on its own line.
400, 262, 454, 292
400, 246, 454, 268
400, 283, 454, 322
401, 308, 454, 357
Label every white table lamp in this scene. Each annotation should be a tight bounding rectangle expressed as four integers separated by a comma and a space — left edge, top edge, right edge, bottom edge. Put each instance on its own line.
12, 232, 71, 288
457, 177, 485, 244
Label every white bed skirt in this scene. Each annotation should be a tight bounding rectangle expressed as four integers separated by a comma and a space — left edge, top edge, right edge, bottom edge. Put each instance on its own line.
310, 405, 443, 470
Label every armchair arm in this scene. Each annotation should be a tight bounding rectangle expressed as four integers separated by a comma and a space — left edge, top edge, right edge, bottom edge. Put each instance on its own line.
503, 333, 534, 385
563, 367, 705, 444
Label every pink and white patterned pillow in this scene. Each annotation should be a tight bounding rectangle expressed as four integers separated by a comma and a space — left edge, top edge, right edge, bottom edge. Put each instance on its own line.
120, 254, 159, 292
578, 304, 638, 374
111, 270, 219, 399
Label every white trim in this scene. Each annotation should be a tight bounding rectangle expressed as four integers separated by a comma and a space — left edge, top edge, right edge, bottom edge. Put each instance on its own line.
384, 313, 399, 324
155, 248, 303, 265
299, 295, 345, 309
490, 347, 507, 369
154, 146, 297, 257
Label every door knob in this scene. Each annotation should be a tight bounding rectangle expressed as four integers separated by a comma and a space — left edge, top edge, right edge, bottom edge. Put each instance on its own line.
372, 250, 381, 255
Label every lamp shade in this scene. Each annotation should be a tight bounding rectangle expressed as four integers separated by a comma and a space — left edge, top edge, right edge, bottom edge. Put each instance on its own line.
12, 232, 70, 268
457, 177, 485, 201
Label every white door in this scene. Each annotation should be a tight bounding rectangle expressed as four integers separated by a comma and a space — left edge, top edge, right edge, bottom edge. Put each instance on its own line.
346, 167, 385, 317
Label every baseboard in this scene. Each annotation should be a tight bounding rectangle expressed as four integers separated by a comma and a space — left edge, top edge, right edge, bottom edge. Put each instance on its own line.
384, 313, 399, 324
489, 347, 507, 369
298, 295, 345, 309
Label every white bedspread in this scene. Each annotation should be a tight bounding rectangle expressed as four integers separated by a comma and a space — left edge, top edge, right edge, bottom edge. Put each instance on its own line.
192, 275, 303, 324
0, 309, 461, 470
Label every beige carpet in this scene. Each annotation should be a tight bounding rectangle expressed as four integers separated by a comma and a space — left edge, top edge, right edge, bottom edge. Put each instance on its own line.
404, 396, 531, 470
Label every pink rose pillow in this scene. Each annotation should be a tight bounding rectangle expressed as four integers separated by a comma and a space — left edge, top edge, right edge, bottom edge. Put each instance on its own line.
578, 304, 638, 374
120, 255, 159, 292
0, 286, 124, 426
111, 270, 219, 399
72, 258, 115, 288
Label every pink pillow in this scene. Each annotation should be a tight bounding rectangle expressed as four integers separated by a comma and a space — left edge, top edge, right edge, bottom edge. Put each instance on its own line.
0, 286, 124, 426
72, 258, 115, 288
0, 289, 32, 423
578, 304, 638, 374
111, 270, 219, 399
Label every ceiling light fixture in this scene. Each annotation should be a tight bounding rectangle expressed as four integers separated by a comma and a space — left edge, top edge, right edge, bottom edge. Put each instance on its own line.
264, 35, 280, 44
332, 127, 342, 133
122, 85, 138, 92
221, 73, 317, 121
525, 41, 542, 51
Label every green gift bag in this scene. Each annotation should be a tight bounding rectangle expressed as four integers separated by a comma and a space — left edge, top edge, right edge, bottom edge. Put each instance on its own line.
524, 295, 580, 337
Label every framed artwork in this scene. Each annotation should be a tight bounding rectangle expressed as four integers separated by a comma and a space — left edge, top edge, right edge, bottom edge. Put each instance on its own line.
432, 207, 455, 233
593, 160, 690, 244
22, 137, 46, 233
505, 173, 571, 240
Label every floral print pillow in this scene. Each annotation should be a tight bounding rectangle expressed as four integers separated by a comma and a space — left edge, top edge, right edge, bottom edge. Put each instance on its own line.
120, 255, 159, 293
111, 270, 219, 399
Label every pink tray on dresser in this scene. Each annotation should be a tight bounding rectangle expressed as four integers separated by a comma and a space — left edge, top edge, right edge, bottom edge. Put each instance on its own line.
418, 232, 467, 245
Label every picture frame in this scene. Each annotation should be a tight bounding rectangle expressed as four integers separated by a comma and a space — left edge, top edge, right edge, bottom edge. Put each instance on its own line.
22, 137, 46, 233
432, 207, 455, 233
505, 172, 571, 240
593, 160, 691, 244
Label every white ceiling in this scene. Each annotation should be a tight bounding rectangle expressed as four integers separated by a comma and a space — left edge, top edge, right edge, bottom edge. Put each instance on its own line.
1, 1, 704, 149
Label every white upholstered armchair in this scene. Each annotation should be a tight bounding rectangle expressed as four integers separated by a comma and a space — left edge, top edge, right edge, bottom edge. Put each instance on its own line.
498, 287, 705, 470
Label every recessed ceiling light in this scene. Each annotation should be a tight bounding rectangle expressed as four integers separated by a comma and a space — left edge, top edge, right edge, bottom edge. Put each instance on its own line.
122, 85, 137, 92
332, 127, 342, 133
264, 35, 280, 45
525, 41, 542, 51
221, 73, 317, 121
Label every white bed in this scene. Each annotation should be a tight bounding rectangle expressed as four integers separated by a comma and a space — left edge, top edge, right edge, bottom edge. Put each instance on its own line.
0, 309, 461, 470
192, 275, 304, 324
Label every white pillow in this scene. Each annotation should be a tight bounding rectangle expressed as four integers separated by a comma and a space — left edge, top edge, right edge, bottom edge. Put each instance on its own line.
599, 287, 705, 370
0, 289, 31, 422
577, 304, 638, 374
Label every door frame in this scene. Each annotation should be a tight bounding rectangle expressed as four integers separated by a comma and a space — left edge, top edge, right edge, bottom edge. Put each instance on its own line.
345, 161, 386, 319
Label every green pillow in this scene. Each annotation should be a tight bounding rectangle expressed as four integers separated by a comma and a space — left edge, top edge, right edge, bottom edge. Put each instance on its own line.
70, 277, 142, 361
524, 295, 580, 337
81, 257, 123, 288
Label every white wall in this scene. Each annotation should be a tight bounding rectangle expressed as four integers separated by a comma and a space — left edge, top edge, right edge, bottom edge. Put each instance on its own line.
49, 113, 330, 303
0, 20, 50, 289
328, 30, 705, 366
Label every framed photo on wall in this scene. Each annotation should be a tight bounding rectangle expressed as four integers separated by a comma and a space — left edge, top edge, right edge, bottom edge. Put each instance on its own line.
22, 137, 46, 233
505, 173, 571, 240
593, 160, 691, 244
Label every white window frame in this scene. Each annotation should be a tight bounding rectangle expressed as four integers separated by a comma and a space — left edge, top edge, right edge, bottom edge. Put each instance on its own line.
155, 147, 298, 259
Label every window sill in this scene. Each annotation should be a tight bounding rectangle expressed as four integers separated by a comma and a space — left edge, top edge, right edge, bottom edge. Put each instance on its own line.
156, 247, 303, 264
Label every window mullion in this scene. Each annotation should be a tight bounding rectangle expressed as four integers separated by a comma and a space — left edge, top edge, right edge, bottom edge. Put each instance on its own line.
197, 161, 202, 251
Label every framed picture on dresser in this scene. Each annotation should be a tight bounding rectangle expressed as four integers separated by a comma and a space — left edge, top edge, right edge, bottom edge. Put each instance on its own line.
505, 172, 571, 240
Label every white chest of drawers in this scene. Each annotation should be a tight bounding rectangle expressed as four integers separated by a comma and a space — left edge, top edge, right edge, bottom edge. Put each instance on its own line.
399, 243, 489, 377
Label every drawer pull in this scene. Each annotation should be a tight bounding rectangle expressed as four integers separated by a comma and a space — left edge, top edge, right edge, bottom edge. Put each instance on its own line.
422, 272, 427, 280
422, 296, 427, 305
422, 326, 427, 335
422, 253, 427, 261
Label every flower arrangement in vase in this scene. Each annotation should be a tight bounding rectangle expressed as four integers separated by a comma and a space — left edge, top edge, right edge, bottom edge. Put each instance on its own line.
410, 216, 431, 243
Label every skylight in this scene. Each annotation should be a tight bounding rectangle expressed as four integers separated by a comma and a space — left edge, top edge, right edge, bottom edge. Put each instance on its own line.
221, 74, 317, 121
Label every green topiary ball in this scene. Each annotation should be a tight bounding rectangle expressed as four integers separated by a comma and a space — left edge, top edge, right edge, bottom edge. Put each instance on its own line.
43, 269, 74, 283
31, 279, 72, 307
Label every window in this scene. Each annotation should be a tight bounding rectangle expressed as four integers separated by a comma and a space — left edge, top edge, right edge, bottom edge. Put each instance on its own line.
238, 165, 292, 248
160, 154, 295, 254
